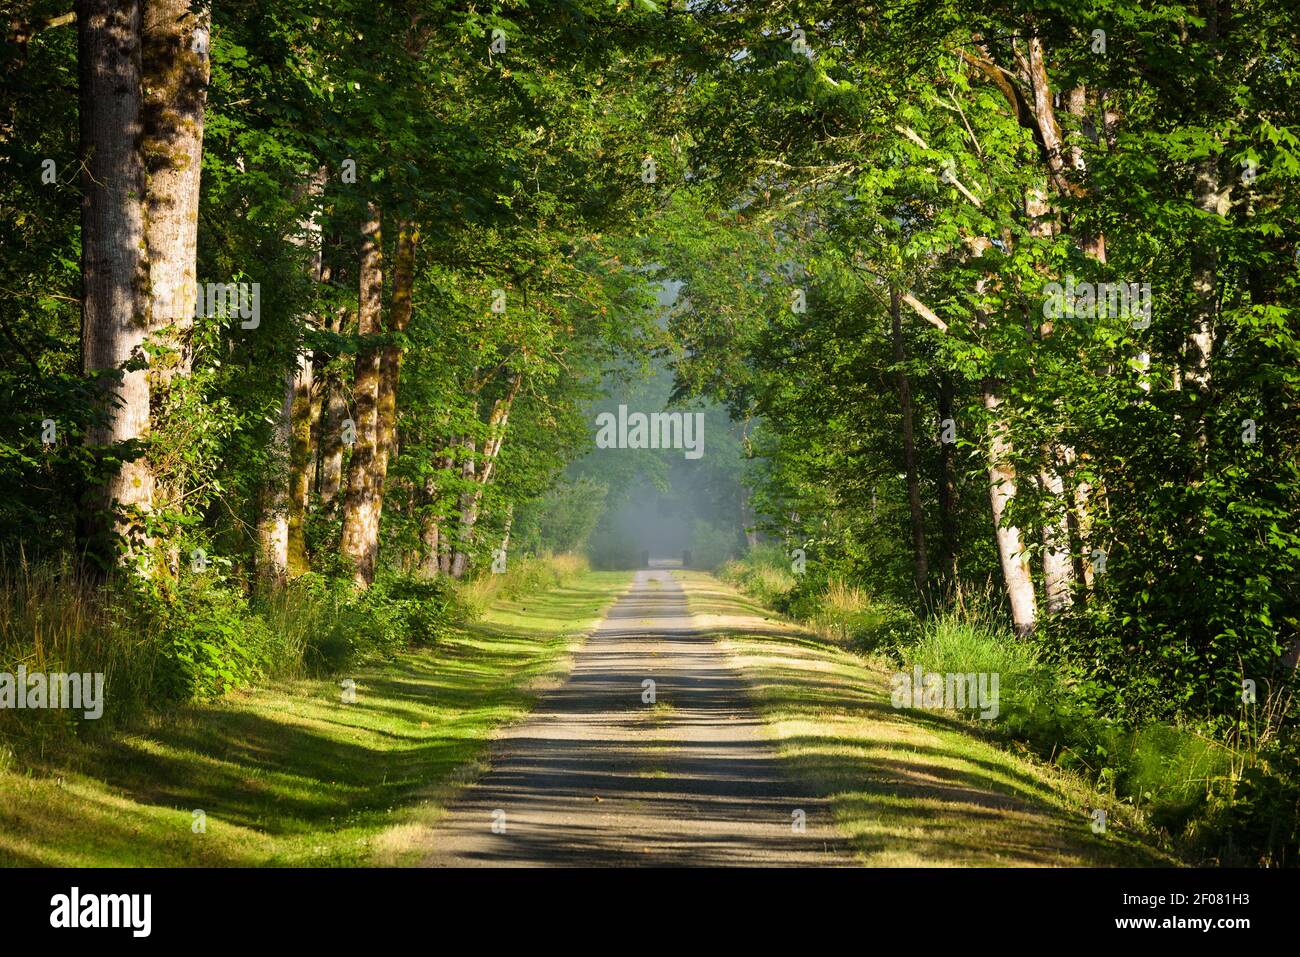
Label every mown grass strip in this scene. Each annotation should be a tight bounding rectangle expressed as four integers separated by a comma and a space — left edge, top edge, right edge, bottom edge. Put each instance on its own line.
0, 571, 630, 867
674, 570, 1177, 867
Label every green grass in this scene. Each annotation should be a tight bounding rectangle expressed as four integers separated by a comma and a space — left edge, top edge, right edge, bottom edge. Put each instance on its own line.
0, 570, 630, 867
674, 570, 1179, 867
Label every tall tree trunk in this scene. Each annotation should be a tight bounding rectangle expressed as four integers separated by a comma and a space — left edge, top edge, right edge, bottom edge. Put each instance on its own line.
140, 0, 209, 576
285, 168, 326, 574
376, 220, 418, 475
891, 289, 928, 597
450, 374, 522, 579
339, 204, 385, 586
1025, 184, 1076, 613
78, 0, 155, 563
1038, 451, 1075, 614
498, 502, 514, 564
259, 170, 322, 579
282, 357, 313, 575
418, 475, 441, 579
257, 371, 294, 580
984, 383, 1037, 636
142, 0, 208, 385
319, 308, 349, 509
448, 437, 477, 579
1069, 458, 1093, 599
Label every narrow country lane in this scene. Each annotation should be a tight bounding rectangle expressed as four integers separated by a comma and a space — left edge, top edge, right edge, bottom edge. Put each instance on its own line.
422, 568, 851, 866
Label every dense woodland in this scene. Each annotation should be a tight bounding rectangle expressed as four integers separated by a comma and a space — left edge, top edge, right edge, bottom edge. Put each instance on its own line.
1, 0, 1298, 864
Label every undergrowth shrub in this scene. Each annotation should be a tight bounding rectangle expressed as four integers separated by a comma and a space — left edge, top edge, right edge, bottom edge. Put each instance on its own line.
458, 551, 590, 616
0, 554, 482, 760
722, 547, 915, 648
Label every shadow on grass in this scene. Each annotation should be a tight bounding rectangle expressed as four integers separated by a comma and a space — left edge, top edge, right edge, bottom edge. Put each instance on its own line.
679, 574, 1174, 867
0, 573, 629, 867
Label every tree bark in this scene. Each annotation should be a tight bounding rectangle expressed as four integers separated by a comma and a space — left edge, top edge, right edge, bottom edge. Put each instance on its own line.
319, 309, 349, 508
984, 384, 1037, 635
339, 204, 385, 586
448, 437, 477, 578
142, 0, 208, 385
258, 170, 322, 580
1025, 183, 1076, 613
278, 357, 313, 575
450, 374, 522, 578
257, 370, 294, 580
285, 169, 326, 574
1038, 451, 1075, 614
78, 0, 155, 562
418, 475, 441, 579
376, 220, 418, 475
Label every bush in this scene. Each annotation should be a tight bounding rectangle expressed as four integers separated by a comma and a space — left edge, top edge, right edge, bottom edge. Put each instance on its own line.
1202, 723, 1300, 866
721, 546, 916, 648
719, 543, 796, 606
143, 577, 277, 701
688, 520, 738, 571
266, 572, 456, 674
0, 552, 479, 763
458, 551, 590, 616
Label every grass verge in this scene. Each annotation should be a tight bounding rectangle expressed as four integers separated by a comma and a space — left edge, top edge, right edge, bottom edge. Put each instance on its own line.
0, 569, 630, 867
674, 569, 1179, 867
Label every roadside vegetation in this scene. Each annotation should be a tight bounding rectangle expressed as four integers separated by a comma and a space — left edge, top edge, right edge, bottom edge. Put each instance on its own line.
719, 547, 1297, 866
0, 558, 625, 867
677, 569, 1176, 866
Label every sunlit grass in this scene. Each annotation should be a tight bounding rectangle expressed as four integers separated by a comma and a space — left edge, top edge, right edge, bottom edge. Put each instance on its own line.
0, 570, 629, 867
674, 570, 1178, 867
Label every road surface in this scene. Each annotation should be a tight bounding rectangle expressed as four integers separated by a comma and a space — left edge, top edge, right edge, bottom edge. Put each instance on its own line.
422, 568, 849, 866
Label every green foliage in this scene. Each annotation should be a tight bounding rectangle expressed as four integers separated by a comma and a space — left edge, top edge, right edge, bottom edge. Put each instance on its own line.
457, 552, 592, 619
514, 478, 609, 555
719, 544, 797, 606
137, 577, 276, 701
687, 519, 738, 571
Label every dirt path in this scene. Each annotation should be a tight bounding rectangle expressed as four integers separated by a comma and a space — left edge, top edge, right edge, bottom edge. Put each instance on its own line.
421, 569, 850, 866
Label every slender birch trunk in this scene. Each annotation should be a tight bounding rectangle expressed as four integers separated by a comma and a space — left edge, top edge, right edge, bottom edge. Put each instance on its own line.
984, 384, 1037, 635
450, 374, 522, 579
936, 373, 961, 595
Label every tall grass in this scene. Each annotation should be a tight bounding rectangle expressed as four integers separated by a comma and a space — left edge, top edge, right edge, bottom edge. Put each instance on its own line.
457, 551, 590, 618
719, 543, 795, 606
0, 557, 164, 762
0, 554, 491, 764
